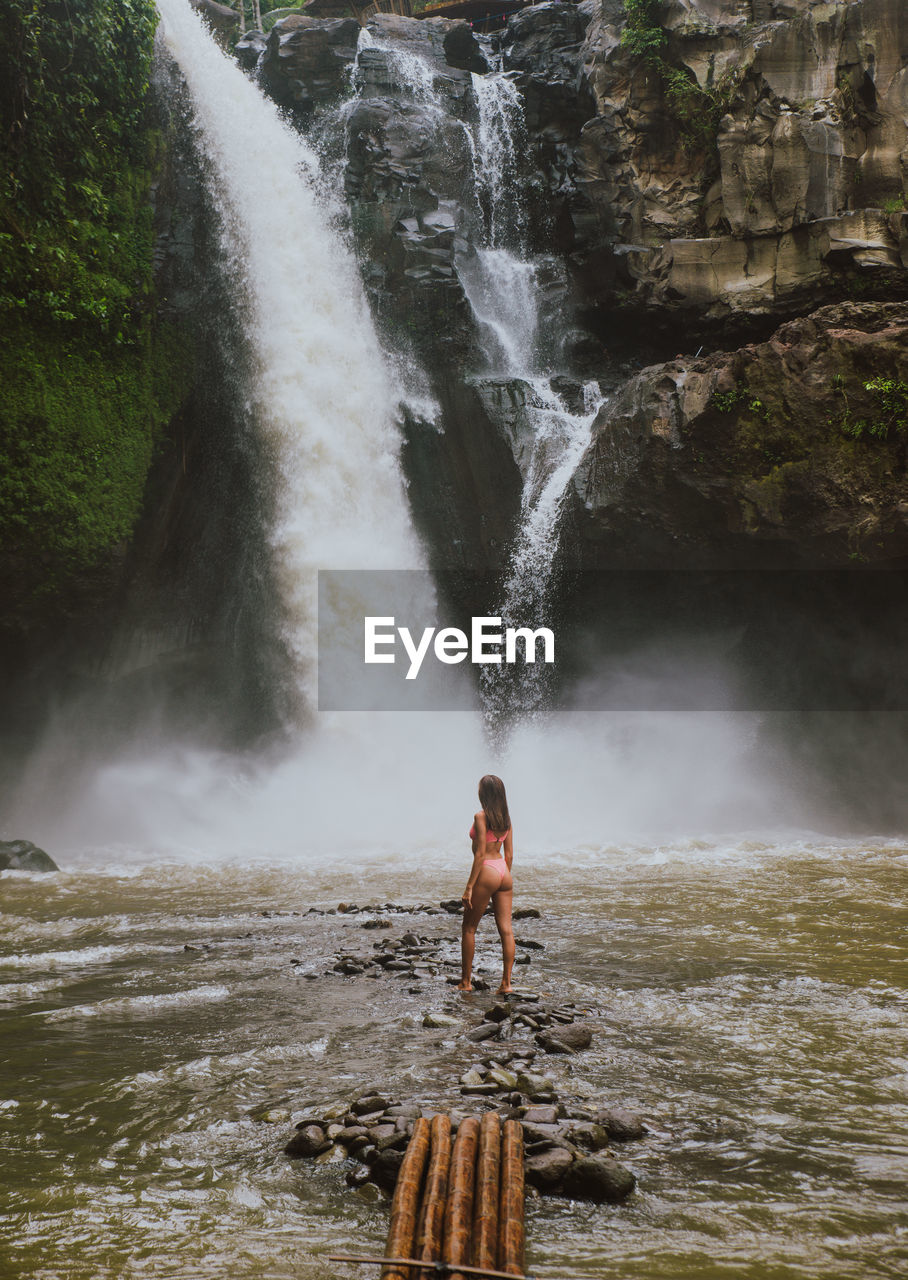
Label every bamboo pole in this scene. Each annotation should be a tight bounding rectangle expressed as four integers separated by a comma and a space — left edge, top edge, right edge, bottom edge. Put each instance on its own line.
416, 1113, 452, 1280
497, 1120, 525, 1277
384, 1117, 431, 1280
443, 1115, 480, 1280
472, 1112, 501, 1274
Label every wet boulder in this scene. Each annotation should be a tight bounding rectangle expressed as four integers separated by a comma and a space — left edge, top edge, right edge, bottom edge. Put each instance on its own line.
235, 29, 267, 71
525, 1144, 574, 1189
371, 1146, 406, 1190
260, 16, 362, 113
562, 1154, 636, 1203
0, 840, 58, 873
598, 1107, 647, 1142
284, 1124, 332, 1157
536, 1023, 593, 1054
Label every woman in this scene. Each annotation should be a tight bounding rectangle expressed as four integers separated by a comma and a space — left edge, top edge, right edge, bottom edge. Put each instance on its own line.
458, 774, 515, 995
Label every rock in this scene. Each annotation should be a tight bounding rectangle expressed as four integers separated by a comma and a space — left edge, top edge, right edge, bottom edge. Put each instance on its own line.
568, 302, 908, 569
460, 1068, 485, 1088
512, 908, 541, 920
483, 1003, 511, 1024
260, 16, 362, 113
0, 840, 58, 873
336, 1125, 369, 1145
465, 1022, 500, 1043
345, 1164, 373, 1188
515, 1071, 555, 1101
563, 1121, 610, 1152
258, 1108, 290, 1124
352, 1094, 391, 1115
423, 1012, 459, 1029
371, 1147, 405, 1191
521, 1121, 570, 1147
234, 29, 266, 71
439, 900, 462, 913
562, 1155, 636, 1203
284, 1124, 331, 1158
598, 1108, 647, 1142
524, 1145, 574, 1189
522, 1105, 560, 1125
537, 1024, 593, 1054
515, 937, 544, 950
460, 1083, 500, 1096
376, 1130, 409, 1152
487, 1068, 519, 1090
188, 0, 238, 44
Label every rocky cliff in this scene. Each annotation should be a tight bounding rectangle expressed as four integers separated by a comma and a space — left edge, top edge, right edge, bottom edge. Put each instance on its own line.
249, 0, 908, 575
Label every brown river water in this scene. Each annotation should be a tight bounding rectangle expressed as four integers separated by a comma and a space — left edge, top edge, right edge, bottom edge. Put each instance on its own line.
2, 841, 906, 1280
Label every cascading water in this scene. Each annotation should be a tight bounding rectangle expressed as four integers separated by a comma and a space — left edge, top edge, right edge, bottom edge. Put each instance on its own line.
155, 0, 422, 714
459, 71, 606, 726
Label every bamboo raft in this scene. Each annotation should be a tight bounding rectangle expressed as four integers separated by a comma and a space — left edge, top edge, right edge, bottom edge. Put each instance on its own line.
331, 1113, 526, 1280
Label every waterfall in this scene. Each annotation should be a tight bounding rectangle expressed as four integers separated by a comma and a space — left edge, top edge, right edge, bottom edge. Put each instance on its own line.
460, 72, 606, 724
155, 0, 422, 715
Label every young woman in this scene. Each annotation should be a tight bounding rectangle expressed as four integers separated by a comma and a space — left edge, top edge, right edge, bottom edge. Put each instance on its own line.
458, 774, 515, 995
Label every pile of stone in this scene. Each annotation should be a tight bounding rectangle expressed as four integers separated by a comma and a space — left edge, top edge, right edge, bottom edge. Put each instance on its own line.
318, 928, 541, 985
283, 1087, 644, 1205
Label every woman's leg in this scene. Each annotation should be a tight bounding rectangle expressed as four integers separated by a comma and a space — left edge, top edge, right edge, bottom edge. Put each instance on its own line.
458, 873, 495, 991
492, 883, 515, 993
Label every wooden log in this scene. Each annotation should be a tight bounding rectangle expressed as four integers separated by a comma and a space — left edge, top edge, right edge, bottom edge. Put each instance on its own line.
472, 1112, 501, 1273
416, 1113, 452, 1279
497, 1120, 525, 1277
443, 1115, 480, 1280
384, 1116, 431, 1280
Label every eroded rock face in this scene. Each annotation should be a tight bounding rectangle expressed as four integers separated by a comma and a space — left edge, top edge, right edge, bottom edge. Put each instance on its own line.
571, 0, 908, 320
567, 302, 908, 566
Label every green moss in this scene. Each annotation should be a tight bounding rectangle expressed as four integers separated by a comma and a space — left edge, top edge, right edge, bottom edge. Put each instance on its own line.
0, 1, 200, 621
0, 314, 194, 607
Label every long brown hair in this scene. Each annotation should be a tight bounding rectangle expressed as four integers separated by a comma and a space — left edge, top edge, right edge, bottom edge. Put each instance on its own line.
478, 774, 510, 837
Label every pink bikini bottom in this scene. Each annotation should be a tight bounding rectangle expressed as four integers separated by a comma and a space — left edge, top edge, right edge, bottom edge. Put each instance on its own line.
482, 857, 508, 886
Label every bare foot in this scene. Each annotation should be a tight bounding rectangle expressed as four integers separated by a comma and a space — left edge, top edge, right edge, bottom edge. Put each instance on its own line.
456, 981, 472, 992
497, 985, 514, 995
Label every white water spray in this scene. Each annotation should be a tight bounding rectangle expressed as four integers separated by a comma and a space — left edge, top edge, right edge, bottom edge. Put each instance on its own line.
155, 0, 422, 712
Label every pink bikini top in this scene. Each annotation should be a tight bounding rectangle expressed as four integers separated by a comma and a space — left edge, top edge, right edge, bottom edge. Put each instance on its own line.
469, 823, 510, 844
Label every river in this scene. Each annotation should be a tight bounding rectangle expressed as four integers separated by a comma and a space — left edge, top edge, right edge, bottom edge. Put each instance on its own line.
2, 837, 906, 1279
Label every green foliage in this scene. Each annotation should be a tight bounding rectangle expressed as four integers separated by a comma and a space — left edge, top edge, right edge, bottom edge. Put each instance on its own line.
830, 374, 908, 442
620, 0, 667, 60
0, 0, 158, 330
710, 384, 769, 418
621, 1, 735, 154
0, 315, 193, 603
881, 195, 907, 214
0, 1, 196, 616
662, 65, 737, 153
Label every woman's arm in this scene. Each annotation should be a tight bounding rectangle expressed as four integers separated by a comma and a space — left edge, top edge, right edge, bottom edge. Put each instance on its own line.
503, 827, 514, 872
463, 813, 486, 905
